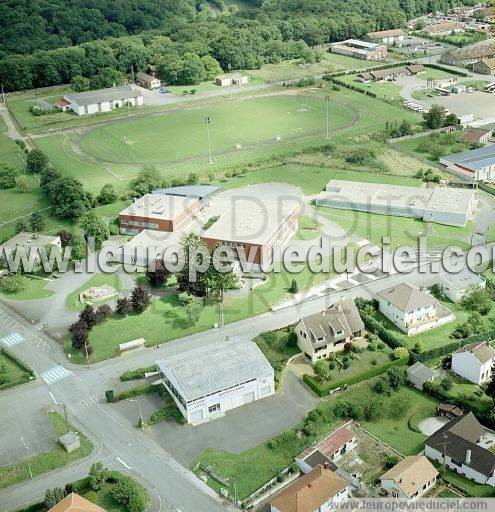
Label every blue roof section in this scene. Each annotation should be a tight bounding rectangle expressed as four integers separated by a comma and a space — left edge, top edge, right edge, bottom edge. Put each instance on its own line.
442, 145, 495, 172
153, 185, 221, 200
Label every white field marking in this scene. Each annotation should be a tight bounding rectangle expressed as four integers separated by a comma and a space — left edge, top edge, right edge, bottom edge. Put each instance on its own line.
49, 392, 58, 405
116, 457, 132, 470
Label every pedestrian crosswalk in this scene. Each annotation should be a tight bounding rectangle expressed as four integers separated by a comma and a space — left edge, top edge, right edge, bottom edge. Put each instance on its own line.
69, 395, 98, 413
42, 365, 72, 385
1, 331, 25, 347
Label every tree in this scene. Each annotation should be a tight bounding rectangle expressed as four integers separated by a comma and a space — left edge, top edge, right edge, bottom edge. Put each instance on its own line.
178, 292, 203, 326
460, 287, 492, 315
440, 376, 453, 391
97, 183, 117, 205
413, 341, 424, 354
289, 278, 298, 294
0, 273, 27, 294
313, 359, 331, 383
89, 67, 126, 89
393, 347, 409, 360
387, 366, 406, 391
80, 211, 109, 249
96, 304, 112, 323
57, 229, 72, 247
45, 177, 93, 219
15, 218, 29, 234
177, 233, 208, 297
69, 319, 89, 350
70, 75, 90, 92
129, 165, 164, 196
399, 119, 412, 136
373, 379, 391, 395
44, 488, 66, 510
485, 363, 495, 399
30, 211, 45, 232
423, 104, 447, 129
70, 233, 87, 261
15, 174, 29, 192
89, 461, 107, 491
26, 149, 48, 174
0, 163, 18, 188
131, 285, 151, 313
116, 297, 133, 316
147, 260, 170, 287
79, 304, 97, 329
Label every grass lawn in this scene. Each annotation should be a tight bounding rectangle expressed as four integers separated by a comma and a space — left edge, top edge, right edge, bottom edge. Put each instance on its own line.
0, 275, 54, 300
0, 116, 25, 170
339, 75, 403, 101
292, 215, 321, 240
397, 131, 470, 162
316, 207, 475, 249
438, 466, 495, 497
0, 349, 33, 390
65, 273, 123, 312
432, 374, 493, 413
0, 411, 93, 490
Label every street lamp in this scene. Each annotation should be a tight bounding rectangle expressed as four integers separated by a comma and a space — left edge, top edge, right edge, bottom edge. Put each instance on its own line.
204, 116, 212, 164
52, 403, 70, 434
324, 95, 330, 139
129, 399, 144, 429
20, 436, 33, 479
228, 63, 233, 100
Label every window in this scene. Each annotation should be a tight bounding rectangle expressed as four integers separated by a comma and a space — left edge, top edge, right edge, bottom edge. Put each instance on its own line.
208, 404, 220, 413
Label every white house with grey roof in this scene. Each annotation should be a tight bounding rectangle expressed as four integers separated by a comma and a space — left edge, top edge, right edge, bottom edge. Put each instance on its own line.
64, 85, 143, 116
452, 341, 495, 385
294, 299, 364, 363
155, 339, 274, 424
439, 269, 486, 303
377, 283, 453, 335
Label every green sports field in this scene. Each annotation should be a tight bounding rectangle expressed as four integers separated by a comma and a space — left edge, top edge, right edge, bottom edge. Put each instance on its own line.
79, 94, 355, 164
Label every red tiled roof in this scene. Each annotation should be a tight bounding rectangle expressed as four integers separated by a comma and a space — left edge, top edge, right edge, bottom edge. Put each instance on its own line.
56, 98, 71, 107
316, 427, 355, 457
460, 130, 490, 144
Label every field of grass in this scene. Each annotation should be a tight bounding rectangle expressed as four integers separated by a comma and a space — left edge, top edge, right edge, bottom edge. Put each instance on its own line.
0, 116, 25, 170
397, 131, 470, 162
0, 411, 93, 490
316, 207, 475, 249
0, 349, 33, 390
293, 215, 322, 240
438, 466, 495, 497
339, 74, 403, 101
65, 273, 123, 312
0, 275, 54, 300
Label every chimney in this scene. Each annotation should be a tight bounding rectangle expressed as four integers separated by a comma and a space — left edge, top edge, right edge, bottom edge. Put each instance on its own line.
466, 449, 471, 465
324, 462, 328, 469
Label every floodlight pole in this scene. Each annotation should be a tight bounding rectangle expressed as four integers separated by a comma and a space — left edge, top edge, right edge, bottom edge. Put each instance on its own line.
205, 116, 212, 164
324, 95, 330, 139
228, 63, 232, 100
20, 437, 33, 479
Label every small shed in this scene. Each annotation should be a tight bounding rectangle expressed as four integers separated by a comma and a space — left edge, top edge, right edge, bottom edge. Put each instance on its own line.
59, 431, 80, 453
438, 403, 463, 418
215, 76, 231, 87
406, 362, 436, 390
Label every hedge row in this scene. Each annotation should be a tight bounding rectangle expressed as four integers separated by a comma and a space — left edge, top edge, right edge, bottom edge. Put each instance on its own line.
303, 357, 408, 397
329, 77, 377, 98
120, 365, 157, 382
359, 311, 405, 349
411, 329, 495, 364
424, 63, 468, 77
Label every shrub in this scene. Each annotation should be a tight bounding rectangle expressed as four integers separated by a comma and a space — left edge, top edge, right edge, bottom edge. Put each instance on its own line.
344, 342, 353, 352
342, 360, 350, 369
105, 390, 114, 403
1, 274, 27, 294
83, 491, 97, 503
368, 343, 376, 351
393, 347, 409, 360
441, 377, 453, 391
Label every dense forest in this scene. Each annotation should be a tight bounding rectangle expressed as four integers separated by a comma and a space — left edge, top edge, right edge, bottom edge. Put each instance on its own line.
0, 0, 477, 92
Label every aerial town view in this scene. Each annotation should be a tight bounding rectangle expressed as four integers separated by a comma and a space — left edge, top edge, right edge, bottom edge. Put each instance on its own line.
1, 1, 495, 511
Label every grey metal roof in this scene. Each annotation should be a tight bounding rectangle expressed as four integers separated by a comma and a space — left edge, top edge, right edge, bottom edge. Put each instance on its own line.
153, 185, 221, 200
442, 146, 495, 172
156, 339, 273, 402
65, 85, 141, 106
455, 341, 495, 364
407, 362, 436, 383
440, 268, 485, 290
377, 283, 436, 312
426, 413, 495, 477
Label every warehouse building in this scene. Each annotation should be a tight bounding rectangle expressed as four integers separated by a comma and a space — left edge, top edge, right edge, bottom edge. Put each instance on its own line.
201, 183, 301, 268
153, 184, 220, 203
316, 180, 476, 227
365, 29, 405, 45
119, 193, 200, 235
440, 145, 495, 182
156, 339, 274, 424
64, 85, 143, 115
331, 39, 387, 60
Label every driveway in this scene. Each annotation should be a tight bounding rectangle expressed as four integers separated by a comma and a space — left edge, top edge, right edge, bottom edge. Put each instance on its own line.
112, 370, 318, 467
418, 416, 449, 436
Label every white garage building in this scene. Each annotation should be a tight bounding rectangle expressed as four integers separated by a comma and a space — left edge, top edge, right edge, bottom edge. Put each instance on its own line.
64, 85, 143, 115
156, 339, 274, 424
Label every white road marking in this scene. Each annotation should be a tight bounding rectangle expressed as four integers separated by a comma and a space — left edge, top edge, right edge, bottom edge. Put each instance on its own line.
116, 457, 132, 470
1, 331, 25, 347
42, 365, 73, 385
49, 392, 58, 405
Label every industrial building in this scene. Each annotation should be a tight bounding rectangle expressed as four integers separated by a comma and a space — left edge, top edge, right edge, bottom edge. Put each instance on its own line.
316, 180, 476, 227
330, 39, 387, 60
155, 339, 274, 424
438, 268, 486, 303
440, 145, 495, 182
64, 85, 143, 115
364, 29, 405, 44
201, 184, 301, 267
153, 184, 220, 203
119, 193, 200, 235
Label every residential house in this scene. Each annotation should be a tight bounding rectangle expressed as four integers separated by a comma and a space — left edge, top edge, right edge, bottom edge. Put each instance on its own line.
64, 85, 143, 116
269, 465, 348, 512
365, 29, 405, 44
294, 299, 364, 363
424, 412, 495, 486
406, 362, 436, 390
380, 456, 438, 498
357, 64, 425, 82
441, 43, 495, 66
438, 268, 486, 303
376, 283, 453, 335
423, 22, 465, 36
451, 341, 495, 385
295, 449, 338, 475
47, 493, 105, 512
136, 72, 161, 89
473, 58, 495, 75
460, 129, 492, 146
156, 339, 274, 424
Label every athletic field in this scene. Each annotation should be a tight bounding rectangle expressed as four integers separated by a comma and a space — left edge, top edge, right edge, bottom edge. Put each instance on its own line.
79, 94, 356, 164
